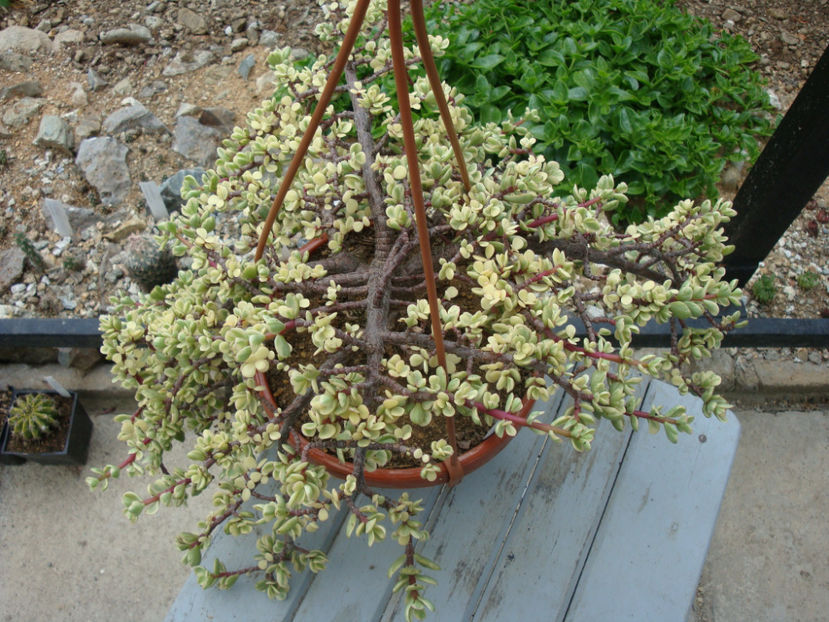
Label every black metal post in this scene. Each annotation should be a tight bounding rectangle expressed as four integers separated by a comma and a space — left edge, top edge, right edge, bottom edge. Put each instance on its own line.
723, 43, 829, 286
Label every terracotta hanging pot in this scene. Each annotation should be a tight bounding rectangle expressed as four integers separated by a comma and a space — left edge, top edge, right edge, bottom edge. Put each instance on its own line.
254, 371, 534, 488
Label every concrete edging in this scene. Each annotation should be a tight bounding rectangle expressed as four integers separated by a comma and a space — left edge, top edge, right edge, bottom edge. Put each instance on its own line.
1, 354, 826, 404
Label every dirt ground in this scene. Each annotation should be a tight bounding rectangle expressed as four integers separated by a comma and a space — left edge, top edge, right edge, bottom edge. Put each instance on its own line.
1, 0, 827, 319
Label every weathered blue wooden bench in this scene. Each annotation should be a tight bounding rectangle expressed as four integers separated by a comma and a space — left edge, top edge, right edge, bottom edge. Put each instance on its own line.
166, 378, 740, 621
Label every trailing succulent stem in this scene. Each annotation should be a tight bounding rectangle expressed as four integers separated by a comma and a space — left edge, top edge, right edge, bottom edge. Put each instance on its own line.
90, 1, 741, 619
9, 393, 60, 441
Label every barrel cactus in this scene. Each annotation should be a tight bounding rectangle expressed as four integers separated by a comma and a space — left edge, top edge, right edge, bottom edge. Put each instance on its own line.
9, 393, 60, 441
124, 233, 178, 291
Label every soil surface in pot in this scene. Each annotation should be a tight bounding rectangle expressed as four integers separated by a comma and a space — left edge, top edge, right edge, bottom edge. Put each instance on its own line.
5, 394, 74, 455
264, 326, 493, 469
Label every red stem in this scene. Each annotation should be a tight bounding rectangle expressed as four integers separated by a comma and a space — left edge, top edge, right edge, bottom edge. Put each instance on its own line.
471, 401, 572, 438
387, 0, 459, 468
254, 0, 372, 261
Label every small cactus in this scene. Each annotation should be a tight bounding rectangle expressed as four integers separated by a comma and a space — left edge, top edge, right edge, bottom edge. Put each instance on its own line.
14, 232, 45, 272
124, 233, 178, 291
9, 393, 61, 441
62, 252, 86, 272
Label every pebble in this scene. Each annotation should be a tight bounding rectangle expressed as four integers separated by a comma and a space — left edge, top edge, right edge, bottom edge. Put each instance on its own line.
0, 50, 33, 72
75, 137, 131, 206
87, 69, 109, 91
102, 102, 169, 135
172, 115, 224, 167
34, 116, 74, 154
177, 8, 209, 35
162, 49, 215, 76
69, 82, 89, 107
780, 31, 800, 46
238, 53, 255, 80
230, 37, 249, 52
2, 97, 46, 128
0, 81, 44, 101
100, 26, 152, 46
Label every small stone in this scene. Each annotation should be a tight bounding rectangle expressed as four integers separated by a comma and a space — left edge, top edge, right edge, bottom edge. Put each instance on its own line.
0, 50, 33, 72
259, 30, 279, 48
238, 53, 255, 80
0, 247, 25, 292
138, 80, 168, 99
42, 198, 75, 237
230, 37, 249, 52
199, 107, 235, 133
112, 77, 133, 96
175, 102, 202, 118
160, 168, 205, 213
139, 181, 169, 220
2, 97, 45, 128
0, 26, 54, 54
100, 26, 152, 46
57, 347, 102, 371
144, 15, 163, 31
177, 8, 208, 35
54, 29, 85, 49
765, 88, 782, 110
74, 114, 101, 142
245, 24, 259, 45
34, 115, 74, 154
292, 48, 310, 61
102, 102, 168, 135
720, 161, 745, 193
59, 292, 78, 311
780, 31, 800, 46
69, 82, 88, 107
162, 49, 215, 76
75, 137, 131, 206
769, 7, 787, 19
255, 73, 274, 94
87, 68, 109, 91
0, 81, 43, 101
172, 116, 224, 167
104, 218, 146, 242
721, 8, 741, 22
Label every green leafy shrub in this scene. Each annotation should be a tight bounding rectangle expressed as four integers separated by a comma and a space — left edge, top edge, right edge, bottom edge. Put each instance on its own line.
751, 274, 776, 304
796, 271, 820, 291
419, 0, 774, 222
9, 393, 60, 441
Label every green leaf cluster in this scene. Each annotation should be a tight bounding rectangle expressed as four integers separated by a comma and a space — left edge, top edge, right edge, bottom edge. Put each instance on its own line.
418, 0, 775, 221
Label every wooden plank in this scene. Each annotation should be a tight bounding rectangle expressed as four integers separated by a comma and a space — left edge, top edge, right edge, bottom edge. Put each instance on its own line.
380, 389, 569, 621
469, 381, 649, 622
563, 381, 741, 621
165, 478, 348, 622
289, 485, 444, 622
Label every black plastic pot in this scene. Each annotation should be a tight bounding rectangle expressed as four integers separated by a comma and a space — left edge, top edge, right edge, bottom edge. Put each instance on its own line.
0, 389, 93, 466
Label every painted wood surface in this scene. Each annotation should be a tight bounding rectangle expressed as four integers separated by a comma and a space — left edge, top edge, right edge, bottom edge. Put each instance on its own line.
167, 379, 740, 622
563, 384, 741, 621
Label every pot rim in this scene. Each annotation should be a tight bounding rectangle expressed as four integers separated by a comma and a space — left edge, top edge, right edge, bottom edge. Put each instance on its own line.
254, 371, 533, 488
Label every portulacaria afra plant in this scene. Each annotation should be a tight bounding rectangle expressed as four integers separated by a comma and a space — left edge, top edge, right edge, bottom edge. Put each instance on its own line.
89, 1, 741, 619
